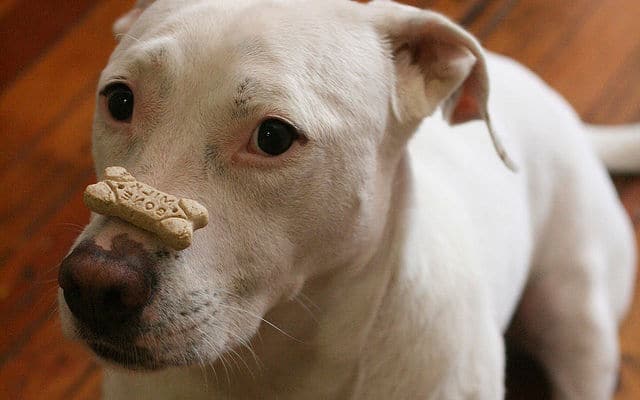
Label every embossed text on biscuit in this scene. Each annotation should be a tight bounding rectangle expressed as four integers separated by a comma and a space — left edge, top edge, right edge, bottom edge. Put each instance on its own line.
83, 167, 208, 250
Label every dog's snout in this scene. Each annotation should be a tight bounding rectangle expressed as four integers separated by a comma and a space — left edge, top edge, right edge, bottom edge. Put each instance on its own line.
58, 234, 156, 333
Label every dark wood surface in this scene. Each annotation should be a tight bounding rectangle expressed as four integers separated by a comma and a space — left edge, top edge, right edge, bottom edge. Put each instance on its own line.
1, 0, 638, 398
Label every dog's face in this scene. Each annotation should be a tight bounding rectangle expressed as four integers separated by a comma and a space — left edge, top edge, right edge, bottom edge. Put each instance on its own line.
58, 0, 495, 370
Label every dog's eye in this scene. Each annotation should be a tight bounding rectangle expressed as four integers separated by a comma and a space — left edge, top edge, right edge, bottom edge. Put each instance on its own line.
251, 119, 298, 156
101, 83, 134, 122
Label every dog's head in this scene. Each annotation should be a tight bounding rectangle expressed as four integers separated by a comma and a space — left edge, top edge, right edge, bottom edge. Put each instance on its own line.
58, 0, 498, 370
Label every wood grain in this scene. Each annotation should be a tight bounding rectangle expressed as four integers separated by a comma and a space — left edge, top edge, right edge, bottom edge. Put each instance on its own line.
1, 0, 638, 398
0, 1, 132, 172
0, 0, 96, 89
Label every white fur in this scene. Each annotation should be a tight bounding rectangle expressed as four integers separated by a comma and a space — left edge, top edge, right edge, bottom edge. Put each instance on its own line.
58, 1, 637, 399
587, 123, 640, 173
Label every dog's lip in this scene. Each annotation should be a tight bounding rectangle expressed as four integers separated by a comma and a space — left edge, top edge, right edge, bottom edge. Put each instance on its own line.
86, 339, 165, 371
74, 318, 200, 371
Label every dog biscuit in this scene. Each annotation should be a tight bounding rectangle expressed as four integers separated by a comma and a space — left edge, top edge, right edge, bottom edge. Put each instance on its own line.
83, 166, 209, 250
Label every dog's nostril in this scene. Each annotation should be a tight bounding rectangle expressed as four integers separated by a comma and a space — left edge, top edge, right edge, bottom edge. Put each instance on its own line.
103, 287, 125, 312
58, 239, 155, 333
101, 283, 148, 314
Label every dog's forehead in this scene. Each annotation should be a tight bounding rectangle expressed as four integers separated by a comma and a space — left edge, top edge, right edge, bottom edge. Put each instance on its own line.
101, 0, 391, 145
115, 0, 372, 69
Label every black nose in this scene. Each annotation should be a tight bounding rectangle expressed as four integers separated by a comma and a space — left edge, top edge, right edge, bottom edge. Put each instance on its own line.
58, 234, 156, 334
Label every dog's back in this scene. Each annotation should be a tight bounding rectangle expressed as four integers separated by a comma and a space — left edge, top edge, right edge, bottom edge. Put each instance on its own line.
408, 51, 636, 398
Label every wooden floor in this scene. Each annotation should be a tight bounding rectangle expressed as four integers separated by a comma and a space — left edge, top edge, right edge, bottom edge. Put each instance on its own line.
0, 0, 638, 398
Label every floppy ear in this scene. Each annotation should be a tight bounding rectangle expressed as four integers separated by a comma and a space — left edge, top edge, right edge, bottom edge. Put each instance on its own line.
113, 0, 155, 39
370, 1, 516, 170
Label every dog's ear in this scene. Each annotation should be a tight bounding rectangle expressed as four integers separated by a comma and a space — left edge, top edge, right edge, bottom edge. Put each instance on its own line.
113, 0, 155, 40
370, 1, 515, 170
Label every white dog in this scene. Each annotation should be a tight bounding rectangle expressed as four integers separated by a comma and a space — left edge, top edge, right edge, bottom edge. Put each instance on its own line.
57, 0, 640, 399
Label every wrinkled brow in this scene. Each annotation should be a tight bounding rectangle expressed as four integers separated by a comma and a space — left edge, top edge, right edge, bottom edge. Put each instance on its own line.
231, 78, 258, 119
110, 40, 177, 92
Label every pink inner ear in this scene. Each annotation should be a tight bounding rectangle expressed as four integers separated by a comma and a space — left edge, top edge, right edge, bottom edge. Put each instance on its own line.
450, 84, 482, 124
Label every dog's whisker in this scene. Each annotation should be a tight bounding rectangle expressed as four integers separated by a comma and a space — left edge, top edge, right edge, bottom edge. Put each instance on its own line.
179, 313, 234, 386
217, 303, 303, 343
196, 304, 264, 378
188, 340, 209, 389
204, 288, 302, 343
234, 334, 263, 373
29, 286, 62, 316
207, 355, 221, 386
55, 222, 85, 229
194, 340, 212, 389
197, 323, 243, 379
243, 341, 263, 373
44, 300, 61, 324
132, 338, 142, 367
225, 348, 244, 378
218, 350, 232, 387
54, 222, 86, 234
43, 262, 63, 275
209, 324, 256, 380
115, 32, 142, 44
292, 296, 318, 323
297, 292, 321, 312
34, 277, 61, 285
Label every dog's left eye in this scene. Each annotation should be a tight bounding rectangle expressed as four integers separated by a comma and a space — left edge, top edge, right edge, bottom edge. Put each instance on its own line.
101, 83, 134, 122
250, 119, 299, 156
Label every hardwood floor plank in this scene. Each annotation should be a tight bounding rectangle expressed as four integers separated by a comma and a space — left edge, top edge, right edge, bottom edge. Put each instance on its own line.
355, 0, 488, 23
0, 0, 97, 89
0, 92, 95, 262
0, 180, 91, 359
481, 0, 640, 119
482, 0, 600, 68
584, 41, 640, 124
467, 0, 519, 40
67, 366, 102, 400
0, 0, 16, 18
456, 0, 493, 28
0, 0, 132, 171
0, 314, 97, 399
427, 0, 486, 22
534, 0, 640, 117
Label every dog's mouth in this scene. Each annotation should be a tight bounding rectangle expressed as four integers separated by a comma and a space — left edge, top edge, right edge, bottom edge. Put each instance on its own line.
77, 325, 170, 371
78, 323, 208, 371
63, 288, 240, 371
87, 340, 160, 370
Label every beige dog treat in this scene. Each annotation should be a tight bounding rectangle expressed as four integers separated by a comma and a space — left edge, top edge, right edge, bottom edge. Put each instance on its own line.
83, 166, 209, 250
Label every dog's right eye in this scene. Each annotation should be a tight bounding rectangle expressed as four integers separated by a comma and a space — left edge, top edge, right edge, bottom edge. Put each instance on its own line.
101, 83, 134, 122
250, 118, 299, 156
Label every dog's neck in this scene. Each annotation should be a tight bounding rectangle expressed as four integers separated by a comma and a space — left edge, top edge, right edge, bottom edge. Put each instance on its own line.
223, 153, 413, 398
104, 155, 419, 400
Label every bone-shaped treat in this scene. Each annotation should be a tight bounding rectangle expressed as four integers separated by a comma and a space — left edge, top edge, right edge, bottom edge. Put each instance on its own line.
83, 167, 209, 250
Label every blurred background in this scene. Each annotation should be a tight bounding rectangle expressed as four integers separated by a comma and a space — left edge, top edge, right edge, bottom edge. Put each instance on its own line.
0, 0, 638, 398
